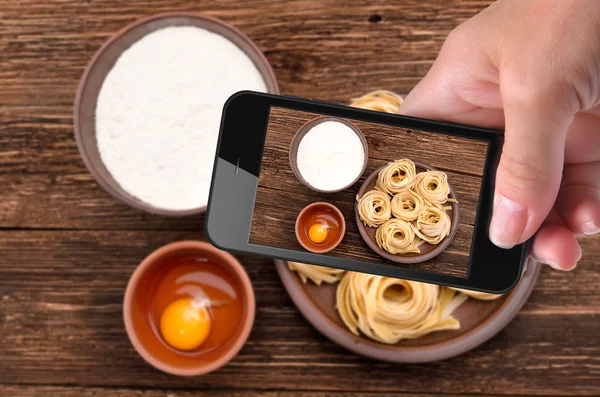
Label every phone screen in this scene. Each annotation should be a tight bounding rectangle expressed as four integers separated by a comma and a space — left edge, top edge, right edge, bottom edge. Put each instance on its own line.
247, 105, 490, 279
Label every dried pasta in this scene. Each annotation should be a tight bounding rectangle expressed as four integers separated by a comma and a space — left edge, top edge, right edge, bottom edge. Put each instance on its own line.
360, 159, 455, 256
376, 159, 417, 194
336, 272, 462, 343
288, 262, 345, 285
375, 218, 423, 254
287, 262, 505, 343
413, 171, 451, 205
357, 190, 392, 227
413, 205, 452, 245
349, 90, 404, 114
390, 189, 426, 221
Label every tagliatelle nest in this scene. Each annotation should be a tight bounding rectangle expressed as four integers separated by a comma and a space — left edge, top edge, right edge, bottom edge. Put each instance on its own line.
350, 90, 404, 114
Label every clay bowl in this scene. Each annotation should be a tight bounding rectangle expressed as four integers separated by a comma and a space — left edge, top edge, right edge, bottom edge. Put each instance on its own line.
74, 12, 280, 216
295, 202, 346, 254
289, 116, 369, 193
354, 161, 459, 264
123, 241, 255, 376
276, 259, 541, 363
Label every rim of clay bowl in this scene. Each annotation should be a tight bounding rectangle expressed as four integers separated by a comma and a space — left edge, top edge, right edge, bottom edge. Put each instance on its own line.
289, 116, 369, 193
74, 12, 280, 216
123, 240, 256, 376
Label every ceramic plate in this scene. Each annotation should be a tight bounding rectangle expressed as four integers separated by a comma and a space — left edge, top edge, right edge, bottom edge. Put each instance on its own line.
276, 259, 540, 363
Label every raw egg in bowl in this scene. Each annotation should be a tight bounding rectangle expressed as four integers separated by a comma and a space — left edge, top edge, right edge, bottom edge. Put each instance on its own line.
123, 241, 255, 376
295, 202, 346, 253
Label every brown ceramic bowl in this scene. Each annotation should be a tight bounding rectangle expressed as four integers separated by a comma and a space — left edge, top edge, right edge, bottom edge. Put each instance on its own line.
289, 116, 369, 193
74, 12, 280, 216
123, 241, 255, 376
276, 259, 541, 363
295, 202, 346, 253
355, 161, 460, 264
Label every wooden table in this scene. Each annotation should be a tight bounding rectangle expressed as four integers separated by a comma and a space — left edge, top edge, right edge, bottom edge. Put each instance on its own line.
251, 107, 488, 278
1, 0, 598, 395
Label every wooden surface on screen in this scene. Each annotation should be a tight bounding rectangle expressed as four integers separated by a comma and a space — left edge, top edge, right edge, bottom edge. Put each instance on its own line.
249, 107, 489, 278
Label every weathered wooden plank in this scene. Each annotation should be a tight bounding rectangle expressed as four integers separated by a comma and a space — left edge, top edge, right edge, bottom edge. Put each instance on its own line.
0, 0, 492, 106
0, 385, 540, 397
249, 107, 489, 278
255, 149, 484, 225
261, 108, 489, 176
0, 230, 598, 395
3, 0, 599, 395
0, 0, 493, 230
250, 198, 473, 277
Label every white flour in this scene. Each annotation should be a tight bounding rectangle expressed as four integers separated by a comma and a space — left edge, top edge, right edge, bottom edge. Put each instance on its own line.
296, 121, 365, 191
96, 26, 267, 210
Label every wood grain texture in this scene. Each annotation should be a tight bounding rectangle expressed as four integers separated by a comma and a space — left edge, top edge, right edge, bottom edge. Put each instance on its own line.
0, 0, 492, 230
0, 230, 598, 395
249, 107, 487, 277
1, 0, 599, 396
0, 386, 548, 397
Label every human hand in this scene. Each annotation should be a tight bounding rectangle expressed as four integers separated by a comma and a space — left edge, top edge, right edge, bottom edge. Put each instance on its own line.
400, 0, 600, 270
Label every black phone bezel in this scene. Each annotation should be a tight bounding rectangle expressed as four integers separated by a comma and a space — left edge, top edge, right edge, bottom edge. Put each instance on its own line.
206, 91, 531, 293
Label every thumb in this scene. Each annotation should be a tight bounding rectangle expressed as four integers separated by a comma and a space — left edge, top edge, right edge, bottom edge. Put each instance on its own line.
489, 89, 572, 249
398, 60, 505, 129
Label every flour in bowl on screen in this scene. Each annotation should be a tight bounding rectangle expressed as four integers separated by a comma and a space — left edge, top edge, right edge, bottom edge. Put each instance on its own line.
96, 26, 267, 210
296, 121, 365, 191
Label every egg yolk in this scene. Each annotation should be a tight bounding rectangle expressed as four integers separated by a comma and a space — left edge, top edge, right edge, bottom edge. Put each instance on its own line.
308, 223, 328, 243
160, 297, 211, 351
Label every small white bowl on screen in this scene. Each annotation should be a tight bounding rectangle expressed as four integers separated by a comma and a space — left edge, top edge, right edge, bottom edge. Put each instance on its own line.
296, 121, 365, 191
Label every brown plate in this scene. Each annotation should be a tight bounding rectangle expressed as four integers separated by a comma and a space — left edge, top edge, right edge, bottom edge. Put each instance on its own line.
355, 162, 459, 264
74, 12, 280, 216
276, 259, 541, 363
289, 116, 369, 193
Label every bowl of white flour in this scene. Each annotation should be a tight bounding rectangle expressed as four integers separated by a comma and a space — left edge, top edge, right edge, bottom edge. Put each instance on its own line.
74, 12, 279, 215
290, 117, 368, 193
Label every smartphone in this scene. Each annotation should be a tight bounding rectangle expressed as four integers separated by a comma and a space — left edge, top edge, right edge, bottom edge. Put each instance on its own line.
206, 91, 531, 293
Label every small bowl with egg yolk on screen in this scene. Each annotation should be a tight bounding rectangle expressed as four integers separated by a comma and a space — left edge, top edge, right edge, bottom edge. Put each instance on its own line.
289, 116, 369, 193
295, 202, 346, 253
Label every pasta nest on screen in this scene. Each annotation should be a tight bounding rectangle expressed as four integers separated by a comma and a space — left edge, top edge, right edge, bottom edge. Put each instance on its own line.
357, 158, 456, 255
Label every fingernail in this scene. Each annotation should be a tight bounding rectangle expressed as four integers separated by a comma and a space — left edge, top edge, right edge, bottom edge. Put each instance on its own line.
489, 195, 528, 249
570, 261, 578, 271
544, 259, 577, 271
581, 221, 600, 236
545, 260, 563, 270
